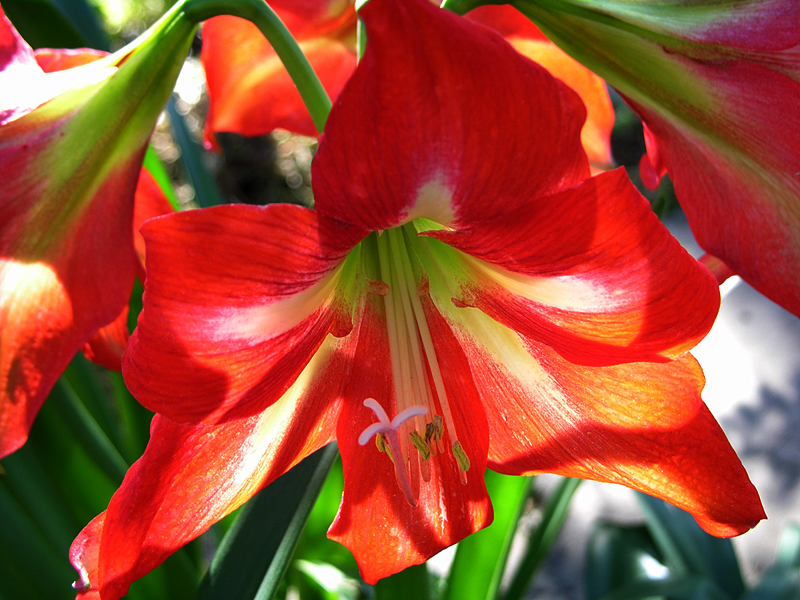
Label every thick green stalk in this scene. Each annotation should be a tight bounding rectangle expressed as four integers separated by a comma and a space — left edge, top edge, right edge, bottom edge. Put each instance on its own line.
180, 0, 332, 132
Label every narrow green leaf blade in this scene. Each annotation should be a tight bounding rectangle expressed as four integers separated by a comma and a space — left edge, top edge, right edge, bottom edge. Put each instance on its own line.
374, 564, 431, 600
502, 477, 581, 600
167, 98, 225, 208
637, 493, 744, 599
444, 471, 531, 600
584, 522, 668, 600
2, 0, 109, 50
196, 444, 339, 600
144, 148, 182, 211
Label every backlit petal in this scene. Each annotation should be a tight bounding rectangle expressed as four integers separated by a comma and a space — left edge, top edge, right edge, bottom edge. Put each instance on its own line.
0, 157, 140, 458
513, 0, 800, 316
467, 5, 614, 170
428, 169, 719, 365
0, 6, 195, 456
438, 297, 764, 537
71, 333, 347, 600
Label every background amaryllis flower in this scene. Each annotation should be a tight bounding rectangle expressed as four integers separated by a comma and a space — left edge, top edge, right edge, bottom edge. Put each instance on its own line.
0, 4, 192, 458
71, 0, 764, 595
200, 0, 357, 150
200, 0, 615, 168
448, 0, 800, 318
81, 168, 175, 372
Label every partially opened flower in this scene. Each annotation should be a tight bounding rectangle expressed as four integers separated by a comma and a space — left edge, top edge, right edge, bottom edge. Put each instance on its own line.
452, 0, 800, 317
81, 168, 176, 372
200, 0, 614, 168
71, 0, 763, 596
0, 3, 193, 458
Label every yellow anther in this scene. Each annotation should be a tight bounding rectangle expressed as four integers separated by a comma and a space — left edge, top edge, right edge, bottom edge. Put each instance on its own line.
376, 433, 393, 463
425, 415, 445, 454
453, 441, 470, 473
409, 431, 431, 461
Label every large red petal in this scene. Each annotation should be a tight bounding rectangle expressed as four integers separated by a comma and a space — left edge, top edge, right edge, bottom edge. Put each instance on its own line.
329, 292, 491, 583
71, 333, 348, 600
201, 9, 356, 149
428, 169, 719, 366
122, 203, 366, 425
312, 0, 589, 232
437, 303, 764, 538
467, 5, 614, 170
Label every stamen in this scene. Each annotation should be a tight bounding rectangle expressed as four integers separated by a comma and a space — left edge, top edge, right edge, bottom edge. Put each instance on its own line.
409, 431, 431, 461
452, 441, 470, 485
425, 415, 445, 455
359, 398, 428, 506
376, 433, 391, 460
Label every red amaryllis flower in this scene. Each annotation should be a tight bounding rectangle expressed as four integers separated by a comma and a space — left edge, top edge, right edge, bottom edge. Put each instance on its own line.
486, 0, 800, 317
200, 0, 358, 150
71, 0, 763, 595
0, 4, 193, 458
200, 0, 614, 169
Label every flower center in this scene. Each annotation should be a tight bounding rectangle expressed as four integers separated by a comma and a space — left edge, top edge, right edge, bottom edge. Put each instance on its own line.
358, 225, 469, 506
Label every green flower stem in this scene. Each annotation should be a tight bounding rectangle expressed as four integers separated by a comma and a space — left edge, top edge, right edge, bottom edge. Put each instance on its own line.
179, 0, 332, 133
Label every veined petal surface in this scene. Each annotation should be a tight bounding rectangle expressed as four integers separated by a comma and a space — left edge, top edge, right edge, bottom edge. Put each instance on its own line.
467, 5, 614, 170
123, 204, 367, 425
329, 292, 492, 583
426, 278, 764, 537
313, 0, 589, 232
72, 333, 347, 600
428, 169, 719, 365
0, 4, 195, 457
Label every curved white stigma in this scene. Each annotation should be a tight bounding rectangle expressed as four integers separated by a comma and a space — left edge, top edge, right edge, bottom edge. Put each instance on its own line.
359, 398, 428, 506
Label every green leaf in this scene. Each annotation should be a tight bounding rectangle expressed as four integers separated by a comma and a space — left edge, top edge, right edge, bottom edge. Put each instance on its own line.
144, 148, 182, 211
293, 560, 361, 600
740, 525, 800, 600
502, 477, 581, 600
167, 97, 225, 208
443, 471, 531, 600
292, 456, 358, 574
374, 564, 431, 600
2, 0, 109, 50
775, 524, 800, 569
637, 494, 744, 599
599, 576, 732, 600
196, 443, 339, 600
585, 522, 668, 600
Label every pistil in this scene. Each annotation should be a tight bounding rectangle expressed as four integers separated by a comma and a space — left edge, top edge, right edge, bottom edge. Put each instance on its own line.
359, 398, 428, 506
362, 225, 470, 504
